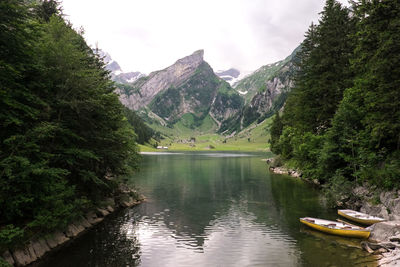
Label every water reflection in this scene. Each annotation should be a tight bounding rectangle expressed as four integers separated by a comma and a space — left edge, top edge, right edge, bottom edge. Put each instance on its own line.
130, 203, 299, 267
39, 152, 377, 267
37, 210, 141, 267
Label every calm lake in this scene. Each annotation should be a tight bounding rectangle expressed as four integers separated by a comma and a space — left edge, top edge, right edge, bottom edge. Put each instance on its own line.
39, 152, 376, 266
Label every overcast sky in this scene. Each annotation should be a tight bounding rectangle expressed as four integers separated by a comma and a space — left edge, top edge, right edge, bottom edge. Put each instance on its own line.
62, 0, 349, 74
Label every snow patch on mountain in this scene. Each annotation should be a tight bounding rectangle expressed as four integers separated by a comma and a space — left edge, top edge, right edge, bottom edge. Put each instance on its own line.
215, 68, 242, 86
94, 49, 144, 84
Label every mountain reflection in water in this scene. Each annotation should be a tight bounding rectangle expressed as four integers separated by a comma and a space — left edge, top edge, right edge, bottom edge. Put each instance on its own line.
38, 152, 377, 267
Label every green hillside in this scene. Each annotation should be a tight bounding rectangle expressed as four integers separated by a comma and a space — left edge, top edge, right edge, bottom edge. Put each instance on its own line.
140, 116, 273, 152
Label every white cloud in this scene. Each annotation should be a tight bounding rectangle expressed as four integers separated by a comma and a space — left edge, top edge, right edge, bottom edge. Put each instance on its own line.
62, 0, 350, 73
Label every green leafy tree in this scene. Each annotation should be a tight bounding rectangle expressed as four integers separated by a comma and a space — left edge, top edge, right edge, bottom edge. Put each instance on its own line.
0, 0, 141, 248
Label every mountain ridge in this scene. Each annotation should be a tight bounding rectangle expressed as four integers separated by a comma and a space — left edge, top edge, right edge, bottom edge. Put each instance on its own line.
218, 46, 300, 134
102, 47, 300, 138
115, 50, 243, 132
117, 50, 206, 110
95, 49, 144, 84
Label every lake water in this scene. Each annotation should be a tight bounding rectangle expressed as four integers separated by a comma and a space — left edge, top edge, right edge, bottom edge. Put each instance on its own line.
39, 152, 377, 267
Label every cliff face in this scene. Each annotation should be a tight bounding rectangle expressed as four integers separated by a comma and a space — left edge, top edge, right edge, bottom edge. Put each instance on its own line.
113, 46, 299, 135
248, 62, 295, 115
116, 50, 243, 130
118, 50, 205, 110
210, 84, 243, 124
219, 46, 299, 134
148, 61, 219, 123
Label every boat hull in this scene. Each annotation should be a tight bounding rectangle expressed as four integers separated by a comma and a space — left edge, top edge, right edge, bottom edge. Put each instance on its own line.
338, 210, 385, 225
300, 218, 370, 239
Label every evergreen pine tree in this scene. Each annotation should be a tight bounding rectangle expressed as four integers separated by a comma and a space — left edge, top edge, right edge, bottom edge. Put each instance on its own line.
283, 0, 354, 134
322, 0, 400, 187
269, 112, 283, 154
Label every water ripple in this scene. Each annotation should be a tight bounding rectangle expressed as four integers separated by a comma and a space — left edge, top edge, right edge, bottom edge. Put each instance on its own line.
38, 153, 377, 267
126, 204, 300, 267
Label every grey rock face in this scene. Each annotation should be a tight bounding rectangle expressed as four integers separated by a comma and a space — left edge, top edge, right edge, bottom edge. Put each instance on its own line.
30, 239, 50, 259
12, 247, 36, 266
216, 68, 240, 78
106, 205, 114, 213
218, 46, 299, 133
114, 71, 143, 84
106, 60, 122, 73
86, 210, 102, 225
95, 49, 112, 64
369, 221, 400, 242
215, 68, 241, 83
45, 231, 69, 249
119, 50, 205, 110
95, 48, 143, 84
147, 61, 220, 123
249, 64, 294, 115
381, 191, 398, 208
358, 189, 400, 221
80, 217, 92, 228
361, 202, 390, 220
210, 92, 243, 123
65, 223, 85, 238
96, 208, 110, 217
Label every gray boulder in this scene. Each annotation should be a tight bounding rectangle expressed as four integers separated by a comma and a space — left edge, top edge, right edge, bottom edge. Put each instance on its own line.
361, 202, 390, 220
80, 217, 91, 228
380, 191, 398, 208
96, 208, 110, 217
86, 211, 99, 224
390, 198, 400, 216
369, 221, 400, 242
65, 223, 85, 238
12, 246, 36, 266
378, 248, 400, 266
30, 238, 50, 259
106, 205, 114, 213
45, 231, 69, 249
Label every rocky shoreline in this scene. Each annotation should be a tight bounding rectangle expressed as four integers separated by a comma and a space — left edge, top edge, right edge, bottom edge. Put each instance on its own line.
267, 161, 400, 266
364, 221, 400, 266
0, 187, 143, 267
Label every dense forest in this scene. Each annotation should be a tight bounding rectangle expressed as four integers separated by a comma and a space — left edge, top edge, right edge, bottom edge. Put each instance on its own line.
0, 0, 146, 252
270, 0, 400, 196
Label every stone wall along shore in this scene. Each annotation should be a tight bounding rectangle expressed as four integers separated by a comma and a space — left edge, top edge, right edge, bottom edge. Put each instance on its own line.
1, 193, 143, 267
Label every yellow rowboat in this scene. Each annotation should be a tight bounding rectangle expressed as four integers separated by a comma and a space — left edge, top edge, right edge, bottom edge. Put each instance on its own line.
338, 209, 385, 225
300, 217, 371, 238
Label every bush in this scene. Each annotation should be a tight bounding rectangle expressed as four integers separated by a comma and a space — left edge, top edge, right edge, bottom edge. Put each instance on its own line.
0, 258, 12, 267
323, 171, 354, 208
0, 225, 24, 251
270, 156, 283, 168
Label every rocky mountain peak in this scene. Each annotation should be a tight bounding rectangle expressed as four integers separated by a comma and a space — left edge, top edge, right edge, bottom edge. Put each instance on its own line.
175, 49, 204, 66
215, 68, 241, 85
216, 68, 240, 78
94, 48, 144, 84
119, 50, 209, 110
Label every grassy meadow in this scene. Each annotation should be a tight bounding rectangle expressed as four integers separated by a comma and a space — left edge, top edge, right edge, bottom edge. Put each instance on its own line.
140, 117, 272, 152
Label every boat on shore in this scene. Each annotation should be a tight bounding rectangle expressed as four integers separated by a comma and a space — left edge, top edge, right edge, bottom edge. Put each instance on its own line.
300, 217, 371, 238
338, 209, 385, 225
